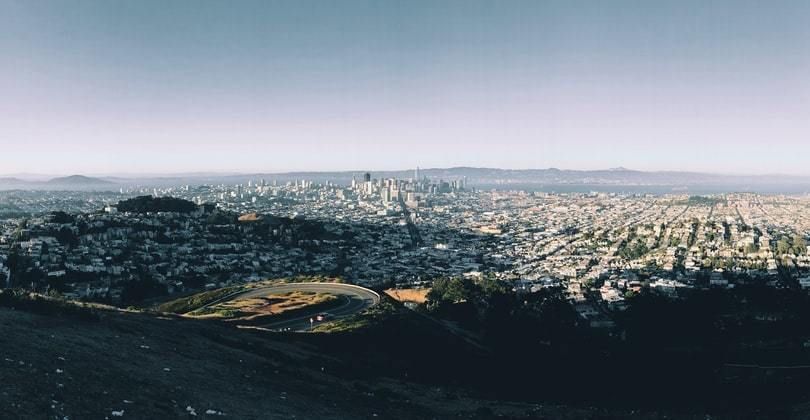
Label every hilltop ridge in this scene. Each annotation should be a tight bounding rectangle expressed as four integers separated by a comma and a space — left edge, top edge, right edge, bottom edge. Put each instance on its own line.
0, 291, 612, 419
46, 175, 114, 185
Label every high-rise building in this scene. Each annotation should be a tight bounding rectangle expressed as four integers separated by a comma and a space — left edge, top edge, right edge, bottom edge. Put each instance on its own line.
364, 172, 371, 183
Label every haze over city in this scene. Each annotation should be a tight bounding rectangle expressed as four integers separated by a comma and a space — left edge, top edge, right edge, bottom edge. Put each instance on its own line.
3, 0, 810, 175
8, 2, 810, 419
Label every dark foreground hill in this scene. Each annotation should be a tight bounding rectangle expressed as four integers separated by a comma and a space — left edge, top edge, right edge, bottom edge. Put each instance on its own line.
2, 291, 810, 419
0, 292, 582, 419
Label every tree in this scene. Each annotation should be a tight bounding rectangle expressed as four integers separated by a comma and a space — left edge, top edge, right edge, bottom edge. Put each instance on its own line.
776, 238, 791, 255
55, 226, 79, 248
793, 234, 807, 255
427, 277, 476, 306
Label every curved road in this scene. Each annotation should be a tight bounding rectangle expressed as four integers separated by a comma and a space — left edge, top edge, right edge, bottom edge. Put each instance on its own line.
227, 283, 380, 332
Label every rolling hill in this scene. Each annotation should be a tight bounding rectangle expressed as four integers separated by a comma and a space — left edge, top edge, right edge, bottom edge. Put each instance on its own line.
46, 175, 114, 185
0, 292, 592, 419
2, 290, 809, 419
0, 175, 118, 191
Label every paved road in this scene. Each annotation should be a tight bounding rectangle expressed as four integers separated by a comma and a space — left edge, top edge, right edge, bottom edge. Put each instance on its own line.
227, 283, 380, 332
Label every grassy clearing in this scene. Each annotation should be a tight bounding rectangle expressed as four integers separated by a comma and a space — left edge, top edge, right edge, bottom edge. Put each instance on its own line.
384, 288, 430, 304
156, 276, 342, 314
312, 295, 401, 333
212, 291, 337, 320
186, 291, 343, 324
156, 286, 242, 314
157, 276, 347, 321
187, 307, 243, 318
238, 298, 345, 325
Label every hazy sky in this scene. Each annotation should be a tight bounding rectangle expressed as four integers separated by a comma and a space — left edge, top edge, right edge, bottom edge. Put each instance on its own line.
2, 1, 810, 175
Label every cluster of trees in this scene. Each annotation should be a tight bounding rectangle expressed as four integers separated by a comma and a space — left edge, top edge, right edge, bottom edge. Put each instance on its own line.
419, 275, 810, 409
425, 276, 580, 347
426, 276, 510, 328
206, 209, 237, 225
46, 211, 75, 224
622, 284, 810, 346
120, 276, 169, 304
701, 256, 737, 270
744, 242, 761, 254
688, 219, 700, 247
117, 196, 198, 214
775, 234, 808, 256
618, 239, 649, 260
687, 195, 725, 206
617, 226, 651, 260
722, 221, 732, 244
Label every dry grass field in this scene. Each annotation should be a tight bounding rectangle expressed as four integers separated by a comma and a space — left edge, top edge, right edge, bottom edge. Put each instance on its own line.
198, 291, 338, 320
384, 288, 430, 304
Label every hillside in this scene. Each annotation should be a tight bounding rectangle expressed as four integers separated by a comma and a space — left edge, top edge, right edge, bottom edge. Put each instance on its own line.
0, 295, 444, 419
46, 175, 114, 185
3, 291, 810, 419
0, 177, 29, 189
0, 292, 613, 419
0, 175, 117, 191
0, 177, 25, 183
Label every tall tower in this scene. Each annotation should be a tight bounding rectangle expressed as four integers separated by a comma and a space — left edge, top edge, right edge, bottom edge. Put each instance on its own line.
414, 166, 420, 181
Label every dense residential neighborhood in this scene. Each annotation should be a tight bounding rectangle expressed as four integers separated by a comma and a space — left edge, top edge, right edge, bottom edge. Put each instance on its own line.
3, 177, 810, 330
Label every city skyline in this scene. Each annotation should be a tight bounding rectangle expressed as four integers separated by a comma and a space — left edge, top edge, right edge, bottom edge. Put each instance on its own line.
3, 1, 810, 175
5, 2, 810, 418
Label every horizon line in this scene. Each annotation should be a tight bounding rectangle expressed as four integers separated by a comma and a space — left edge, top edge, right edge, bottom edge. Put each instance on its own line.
4, 166, 810, 180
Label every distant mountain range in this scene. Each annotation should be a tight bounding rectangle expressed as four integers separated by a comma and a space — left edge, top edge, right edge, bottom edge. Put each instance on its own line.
46, 175, 115, 186
2, 168, 810, 193
0, 175, 116, 191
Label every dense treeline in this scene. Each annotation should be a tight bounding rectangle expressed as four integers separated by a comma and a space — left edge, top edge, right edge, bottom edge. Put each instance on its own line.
687, 195, 725, 206
117, 196, 198, 213
418, 276, 810, 412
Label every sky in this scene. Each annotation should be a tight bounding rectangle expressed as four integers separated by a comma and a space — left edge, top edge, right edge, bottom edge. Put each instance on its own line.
1, 0, 810, 176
